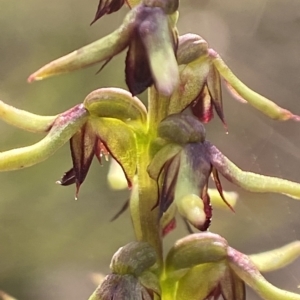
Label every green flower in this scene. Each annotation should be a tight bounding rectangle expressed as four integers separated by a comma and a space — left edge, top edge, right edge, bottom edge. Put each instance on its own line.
148, 113, 300, 233
29, 2, 179, 96
0, 88, 147, 198
88, 242, 160, 300
163, 232, 300, 300
168, 34, 300, 125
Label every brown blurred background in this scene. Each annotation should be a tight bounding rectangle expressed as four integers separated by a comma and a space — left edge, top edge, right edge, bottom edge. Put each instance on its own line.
0, 0, 300, 299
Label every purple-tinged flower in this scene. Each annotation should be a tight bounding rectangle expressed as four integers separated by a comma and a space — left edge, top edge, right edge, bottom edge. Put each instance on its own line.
149, 112, 300, 233
148, 114, 232, 232
90, 242, 160, 300
29, 3, 179, 97
167, 33, 300, 132
164, 232, 245, 300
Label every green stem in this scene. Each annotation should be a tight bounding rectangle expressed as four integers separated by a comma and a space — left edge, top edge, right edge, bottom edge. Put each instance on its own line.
148, 87, 170, 131
136, 146, 163, 264
130, 87, 170, 267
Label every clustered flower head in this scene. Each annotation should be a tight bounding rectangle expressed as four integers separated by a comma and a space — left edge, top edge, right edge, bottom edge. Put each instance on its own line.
1, 0, 300, 299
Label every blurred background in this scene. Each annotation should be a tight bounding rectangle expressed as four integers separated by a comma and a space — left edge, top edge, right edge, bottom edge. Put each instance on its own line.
0, 0, 300, 299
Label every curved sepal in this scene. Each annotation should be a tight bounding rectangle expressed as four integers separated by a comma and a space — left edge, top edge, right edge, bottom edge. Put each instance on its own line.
206, 141, 300, 200
28, 9, 138, 82
91, 118, 137, 186
209, 49, 300, 122
83, 88, 147, 123
250, 241, 300, 273
0, 100, 57, 133
228, 247, 300, 300
0, 104, 88, 171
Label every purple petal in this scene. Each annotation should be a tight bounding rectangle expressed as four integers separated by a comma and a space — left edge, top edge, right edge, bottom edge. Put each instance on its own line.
207, 65, 227, 127
70, 122, 98, 196
125, 36, 153, 96
191, 85, 214, 123
212, 168, 235, 213
91, 0, 125, 25
57, 168, 76, 186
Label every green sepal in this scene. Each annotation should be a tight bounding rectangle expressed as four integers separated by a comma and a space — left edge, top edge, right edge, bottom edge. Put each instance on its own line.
83, 88, 147, 123
207, 141, 300, 200
91, 118, 137, 185
0, 104, 88, 171
0, 100, 56, 133
209, 49, 300, 122
228, 247, 300, 300
28, 8, 138, 82
249, 241, 300, 273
